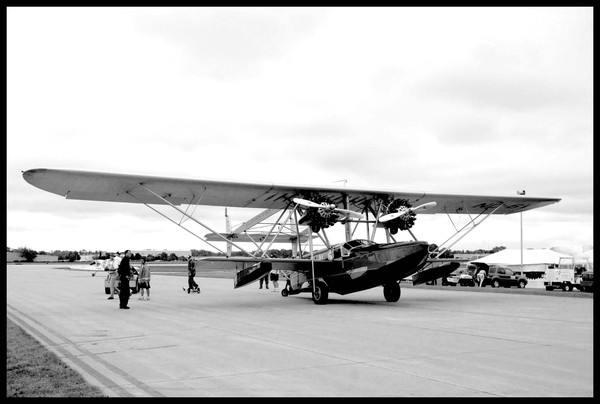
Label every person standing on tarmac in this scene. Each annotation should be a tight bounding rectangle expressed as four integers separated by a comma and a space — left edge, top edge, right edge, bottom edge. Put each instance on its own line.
106, 253, 117, 299
187, 255, 200, 293
477, 270, 486, 287
270, 268, 280, 292
118, 250, 133, 309
112, 252, 123, 295
138, 258, 151, 301
259, 273, 269, 289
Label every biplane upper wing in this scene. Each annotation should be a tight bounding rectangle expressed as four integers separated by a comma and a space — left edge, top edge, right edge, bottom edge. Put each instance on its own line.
22, 168, 560, 215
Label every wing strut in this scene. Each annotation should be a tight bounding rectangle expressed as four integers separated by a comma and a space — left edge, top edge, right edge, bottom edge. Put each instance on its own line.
292, 208, 303, 258
319, 228, 331, 249
253, 205, 294, 258
135, 184, 253, 256
127, 191, 226, 254
369, 202, 384, 243
429, 203, 504, 258
308, 227, 316, 296
343, 194, 352, 241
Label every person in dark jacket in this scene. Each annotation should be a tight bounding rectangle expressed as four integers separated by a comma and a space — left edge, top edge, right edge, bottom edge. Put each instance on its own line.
118, 250, 133, 309
187, 255, 200, 293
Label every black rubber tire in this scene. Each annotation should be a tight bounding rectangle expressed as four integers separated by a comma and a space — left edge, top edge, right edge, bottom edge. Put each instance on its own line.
312, 282, 328, 305
383, 282, 401, 302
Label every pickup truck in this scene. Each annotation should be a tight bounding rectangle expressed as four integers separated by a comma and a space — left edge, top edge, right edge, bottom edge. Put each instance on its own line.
544, 257, 592, 292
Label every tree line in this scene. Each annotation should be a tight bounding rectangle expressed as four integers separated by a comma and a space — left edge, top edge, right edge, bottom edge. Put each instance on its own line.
7, 245, 506, 263
6, 247, 297, 263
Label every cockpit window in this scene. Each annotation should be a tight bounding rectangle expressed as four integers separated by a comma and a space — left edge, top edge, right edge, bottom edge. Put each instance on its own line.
341, 239, 375, 256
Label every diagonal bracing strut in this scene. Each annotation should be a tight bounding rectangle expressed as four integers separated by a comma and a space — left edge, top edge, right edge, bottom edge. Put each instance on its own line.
133, 184, 252, 256
429, 203, 504, 259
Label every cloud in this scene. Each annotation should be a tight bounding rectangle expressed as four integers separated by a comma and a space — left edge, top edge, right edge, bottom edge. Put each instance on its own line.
7, 7, 593, 252
134, 8, 323, 80
421, 69, 591, 113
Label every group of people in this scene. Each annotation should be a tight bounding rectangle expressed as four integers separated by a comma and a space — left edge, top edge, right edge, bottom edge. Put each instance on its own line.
102, 253, 288, 310
259, 269, 280, 292
103, 250, 151, 310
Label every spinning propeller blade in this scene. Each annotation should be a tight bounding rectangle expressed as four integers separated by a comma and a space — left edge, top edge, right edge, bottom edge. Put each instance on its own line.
379, 201, 437, 223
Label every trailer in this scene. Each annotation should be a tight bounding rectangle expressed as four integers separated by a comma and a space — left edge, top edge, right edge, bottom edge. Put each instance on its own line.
544, 257, 591, 292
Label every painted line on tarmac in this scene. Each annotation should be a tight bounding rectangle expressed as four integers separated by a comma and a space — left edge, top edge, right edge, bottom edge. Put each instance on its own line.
7, 304, 165, 397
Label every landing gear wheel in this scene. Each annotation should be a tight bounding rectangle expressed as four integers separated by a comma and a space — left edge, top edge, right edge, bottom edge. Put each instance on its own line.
383, 282, 401, 302
281, 288, 289, 297
312, 282, 328, 305
311, 224, 321, 233
389, 227, 398, 235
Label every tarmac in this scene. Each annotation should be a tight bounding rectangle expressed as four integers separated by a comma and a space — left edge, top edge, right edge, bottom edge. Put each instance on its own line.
6, 264, 594, 397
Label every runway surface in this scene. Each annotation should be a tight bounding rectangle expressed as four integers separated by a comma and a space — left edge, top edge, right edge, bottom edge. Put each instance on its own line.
6, 264, 593, 397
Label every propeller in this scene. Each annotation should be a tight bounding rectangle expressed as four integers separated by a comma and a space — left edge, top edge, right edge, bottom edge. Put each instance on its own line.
379, 201, 437, 223
293, 198, 363, 219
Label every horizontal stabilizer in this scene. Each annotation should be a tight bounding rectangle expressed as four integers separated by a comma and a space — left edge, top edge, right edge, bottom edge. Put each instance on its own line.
234, 261, 272, 289
412, 262, 460, 286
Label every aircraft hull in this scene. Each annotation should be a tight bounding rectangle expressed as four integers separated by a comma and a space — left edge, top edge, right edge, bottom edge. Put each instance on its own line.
322, 241, 430, 295
283, 241, 430, 296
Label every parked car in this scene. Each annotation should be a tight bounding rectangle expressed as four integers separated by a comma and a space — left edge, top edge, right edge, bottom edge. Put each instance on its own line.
459, 270, 475, 286
481, 265, 528, 288
104, 268, 139, 294
442, 269, 474, 286
579, 271, 594, 292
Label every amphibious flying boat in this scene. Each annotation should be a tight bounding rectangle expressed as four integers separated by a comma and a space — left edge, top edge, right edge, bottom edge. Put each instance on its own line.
22, 168, 560, 304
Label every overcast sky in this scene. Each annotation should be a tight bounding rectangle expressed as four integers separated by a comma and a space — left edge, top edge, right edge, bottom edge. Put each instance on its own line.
6, 7, 593, 254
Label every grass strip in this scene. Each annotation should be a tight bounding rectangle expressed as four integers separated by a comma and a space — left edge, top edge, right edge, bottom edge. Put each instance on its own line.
6, 318, 107, 397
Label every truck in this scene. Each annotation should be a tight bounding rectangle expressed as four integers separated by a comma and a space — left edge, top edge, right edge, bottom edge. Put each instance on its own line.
544, 257, 592, 292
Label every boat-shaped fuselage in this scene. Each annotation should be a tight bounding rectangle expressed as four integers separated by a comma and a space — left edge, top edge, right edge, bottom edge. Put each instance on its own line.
298, 239, 430, 295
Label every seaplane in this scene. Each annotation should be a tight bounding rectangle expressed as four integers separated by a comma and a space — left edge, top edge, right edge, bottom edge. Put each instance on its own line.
22, 168, 560, 304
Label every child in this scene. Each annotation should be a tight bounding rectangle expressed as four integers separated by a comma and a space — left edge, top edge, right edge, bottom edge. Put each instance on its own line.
138, 258, 151, 300
270, 269, 280, 292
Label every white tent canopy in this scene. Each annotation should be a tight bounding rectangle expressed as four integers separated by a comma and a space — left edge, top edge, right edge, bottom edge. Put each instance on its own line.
471, 249, 572, 273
